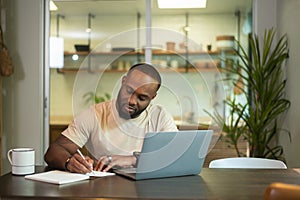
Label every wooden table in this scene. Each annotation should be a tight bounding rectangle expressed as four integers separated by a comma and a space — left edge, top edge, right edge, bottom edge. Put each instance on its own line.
1, 166, 300, 200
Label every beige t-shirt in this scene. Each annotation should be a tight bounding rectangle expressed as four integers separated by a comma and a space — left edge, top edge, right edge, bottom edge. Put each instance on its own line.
62, 100, 178, 159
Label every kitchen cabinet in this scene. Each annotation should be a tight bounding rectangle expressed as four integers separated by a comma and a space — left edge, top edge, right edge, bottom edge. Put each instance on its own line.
57, 50, 235, 74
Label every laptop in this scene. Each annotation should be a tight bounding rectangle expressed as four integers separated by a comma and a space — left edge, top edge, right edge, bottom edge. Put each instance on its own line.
114, 130, 213, 180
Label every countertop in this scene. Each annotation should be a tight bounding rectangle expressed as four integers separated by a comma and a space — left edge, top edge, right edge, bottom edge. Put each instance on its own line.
50, 115, 73, 125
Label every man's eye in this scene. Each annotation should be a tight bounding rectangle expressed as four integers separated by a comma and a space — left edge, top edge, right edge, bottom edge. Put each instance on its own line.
126, 86, 134, 94
138, 96, 147, 101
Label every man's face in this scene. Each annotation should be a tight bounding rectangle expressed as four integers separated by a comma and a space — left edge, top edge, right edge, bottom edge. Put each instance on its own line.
116, 70, 159, 119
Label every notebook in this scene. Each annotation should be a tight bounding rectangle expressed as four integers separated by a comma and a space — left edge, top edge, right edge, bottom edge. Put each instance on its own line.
25, 170, 115, 185
114, 130, 213, 180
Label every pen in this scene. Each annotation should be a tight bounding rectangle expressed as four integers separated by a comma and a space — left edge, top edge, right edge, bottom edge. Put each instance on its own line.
77, 149, 94, 173
77, 149, 85, 160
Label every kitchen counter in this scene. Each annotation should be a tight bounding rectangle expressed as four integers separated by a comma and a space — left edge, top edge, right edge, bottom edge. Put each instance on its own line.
50, 115, 73, 125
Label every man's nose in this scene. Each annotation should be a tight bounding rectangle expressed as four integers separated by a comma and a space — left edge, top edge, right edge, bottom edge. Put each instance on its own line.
128, 94, 137, 105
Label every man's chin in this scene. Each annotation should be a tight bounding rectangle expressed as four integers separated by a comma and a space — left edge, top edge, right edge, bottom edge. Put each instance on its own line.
118, 105, 137, 119
118, 110, 133, 119
119, 111, 141, 119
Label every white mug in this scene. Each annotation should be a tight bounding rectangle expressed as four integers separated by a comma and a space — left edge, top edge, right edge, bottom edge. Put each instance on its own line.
7, 148, 35, 175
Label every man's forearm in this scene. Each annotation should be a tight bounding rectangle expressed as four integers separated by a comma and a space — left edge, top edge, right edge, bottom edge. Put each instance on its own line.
44, 143, 72, 170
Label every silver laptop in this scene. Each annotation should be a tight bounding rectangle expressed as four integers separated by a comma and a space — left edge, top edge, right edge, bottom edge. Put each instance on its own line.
114, 130, 213, 180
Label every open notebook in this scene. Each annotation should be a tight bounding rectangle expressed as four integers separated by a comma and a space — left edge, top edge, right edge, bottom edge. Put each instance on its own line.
25, 170, 115, 185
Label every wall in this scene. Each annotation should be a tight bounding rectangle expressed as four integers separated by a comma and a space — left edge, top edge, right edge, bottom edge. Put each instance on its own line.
50, 69, 220, 122
252, 0, 300, 167
276, 0, 300, 167
51, 12, 246, 53
1, 0, 45, 174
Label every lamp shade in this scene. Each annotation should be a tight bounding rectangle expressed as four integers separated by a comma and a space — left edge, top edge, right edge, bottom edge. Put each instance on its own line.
50, 37, 64, 68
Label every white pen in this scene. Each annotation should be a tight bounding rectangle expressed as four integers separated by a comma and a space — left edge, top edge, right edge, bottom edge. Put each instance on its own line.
77, 149, 94, 173
77, 149, 85, 160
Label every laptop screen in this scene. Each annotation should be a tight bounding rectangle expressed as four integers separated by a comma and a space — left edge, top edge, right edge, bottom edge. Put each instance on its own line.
134, 130, 213, 180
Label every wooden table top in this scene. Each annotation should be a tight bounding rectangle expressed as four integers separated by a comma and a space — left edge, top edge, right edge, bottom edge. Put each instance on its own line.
1, 166, 300, 200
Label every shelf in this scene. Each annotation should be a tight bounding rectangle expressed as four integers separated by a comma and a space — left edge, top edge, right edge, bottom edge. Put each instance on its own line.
58, 49, 232, 74
56, 66, 222, 74
64, 51, 138, 56
63, 50, 226, 56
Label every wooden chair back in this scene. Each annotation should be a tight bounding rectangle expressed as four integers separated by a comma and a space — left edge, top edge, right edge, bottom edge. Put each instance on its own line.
264, 182, 300, 200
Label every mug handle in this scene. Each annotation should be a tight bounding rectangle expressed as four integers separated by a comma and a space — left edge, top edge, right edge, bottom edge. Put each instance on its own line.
7, 149, 13, 165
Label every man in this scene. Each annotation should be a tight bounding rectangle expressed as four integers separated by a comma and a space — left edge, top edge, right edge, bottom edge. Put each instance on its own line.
44, 63, 178, 174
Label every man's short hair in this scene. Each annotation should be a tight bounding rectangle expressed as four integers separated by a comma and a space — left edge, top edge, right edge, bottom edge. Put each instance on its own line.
127, 63, 162, 90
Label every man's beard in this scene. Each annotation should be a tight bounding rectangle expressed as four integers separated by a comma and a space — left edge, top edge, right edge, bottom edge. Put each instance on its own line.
116, 95, 146, 119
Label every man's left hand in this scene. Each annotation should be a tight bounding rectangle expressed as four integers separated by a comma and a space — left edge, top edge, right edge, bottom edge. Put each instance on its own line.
94, 155, 136, 172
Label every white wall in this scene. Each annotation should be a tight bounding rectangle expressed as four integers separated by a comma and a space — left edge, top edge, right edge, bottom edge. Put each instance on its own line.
253, 0, 277, 36
253, 0, 300, 167
276, 0, 300, 167
51, 11, 246, 53
1, 0, 45, 174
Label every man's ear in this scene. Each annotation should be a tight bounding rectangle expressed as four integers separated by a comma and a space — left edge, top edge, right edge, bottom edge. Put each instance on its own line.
121, 76, 127, 85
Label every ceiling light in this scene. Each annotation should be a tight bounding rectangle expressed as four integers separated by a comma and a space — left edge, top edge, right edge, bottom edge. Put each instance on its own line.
50, 1, 58, 11
157, 0, 207, 9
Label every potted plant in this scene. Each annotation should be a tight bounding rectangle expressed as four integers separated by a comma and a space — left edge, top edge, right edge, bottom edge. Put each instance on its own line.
208, 28, 290, 161
83, 92, 111, 105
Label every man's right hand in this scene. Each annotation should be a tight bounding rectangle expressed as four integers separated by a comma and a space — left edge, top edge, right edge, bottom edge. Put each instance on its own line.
44, 135, 93, 174
65, 153, 94, 174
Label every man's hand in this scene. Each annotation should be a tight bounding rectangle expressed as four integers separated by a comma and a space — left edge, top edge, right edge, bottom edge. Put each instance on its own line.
94, 155, 136, 172
44, 135, 93, 172
66, 153, 94, 174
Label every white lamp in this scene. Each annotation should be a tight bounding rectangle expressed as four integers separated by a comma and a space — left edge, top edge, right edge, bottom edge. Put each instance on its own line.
50, 37, 64, 68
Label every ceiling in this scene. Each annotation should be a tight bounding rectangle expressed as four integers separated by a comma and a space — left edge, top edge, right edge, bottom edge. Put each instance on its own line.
51, 0, 252, 16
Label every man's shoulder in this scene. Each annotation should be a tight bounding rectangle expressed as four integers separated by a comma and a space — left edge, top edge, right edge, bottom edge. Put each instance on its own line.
94, 100, 113, 109
146, 103, 168, 113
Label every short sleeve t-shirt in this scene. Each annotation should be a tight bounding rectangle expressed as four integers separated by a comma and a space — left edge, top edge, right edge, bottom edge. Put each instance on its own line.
62, 100, 178, 159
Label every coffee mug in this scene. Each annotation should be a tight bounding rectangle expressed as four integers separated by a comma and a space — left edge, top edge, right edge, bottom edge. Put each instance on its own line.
7, 148, 35, 175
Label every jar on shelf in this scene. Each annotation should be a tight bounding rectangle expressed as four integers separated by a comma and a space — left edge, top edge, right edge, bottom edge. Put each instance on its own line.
166, 42, 176, 51
216, 35, 235, 50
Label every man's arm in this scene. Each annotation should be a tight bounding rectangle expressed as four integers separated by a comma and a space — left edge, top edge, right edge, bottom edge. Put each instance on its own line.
44, 134, 93, 173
